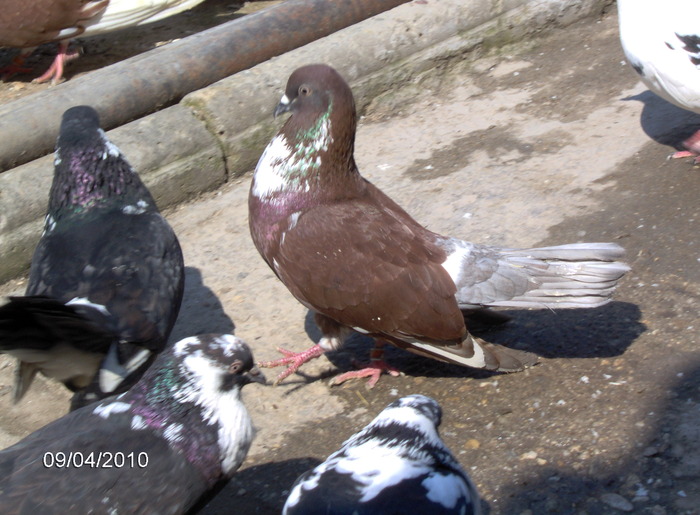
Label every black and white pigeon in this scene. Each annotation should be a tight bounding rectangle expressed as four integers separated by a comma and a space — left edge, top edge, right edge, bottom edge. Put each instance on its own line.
0, 105, 184, 409
618, 0, 700, 162
283, 394, 481, 515
0, 333, 265, 514
248, 64, 630, 387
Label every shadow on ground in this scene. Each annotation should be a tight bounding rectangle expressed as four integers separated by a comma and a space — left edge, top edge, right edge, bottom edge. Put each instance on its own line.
297, 302, 644, 383
623, 91, 700, 150
193, 457, 322, 514
170, 266, 235, 341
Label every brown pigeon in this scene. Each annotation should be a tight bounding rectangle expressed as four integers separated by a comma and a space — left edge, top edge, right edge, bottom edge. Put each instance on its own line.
0, 0, 206, 84
248, 64, 630, 387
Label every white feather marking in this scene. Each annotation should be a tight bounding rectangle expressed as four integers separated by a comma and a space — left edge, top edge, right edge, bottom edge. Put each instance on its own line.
93, 401, 131, 419
130, 415, 147, 431
122, 199, 149, 215
288, 211, 301, 230
423, 473, 472, 509
441, 245, 472, 285
98, 129, 122, 160
410, 339, 487, 369
123, 348, 152, 374
163, 423, 185, 444
252, 135, 293, 198
66, 297, 110, 316
42, 214, 57, 236
99, 343, 145, 393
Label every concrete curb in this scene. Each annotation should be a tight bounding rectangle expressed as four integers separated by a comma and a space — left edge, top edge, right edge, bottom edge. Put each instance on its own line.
0, 0, 613, 284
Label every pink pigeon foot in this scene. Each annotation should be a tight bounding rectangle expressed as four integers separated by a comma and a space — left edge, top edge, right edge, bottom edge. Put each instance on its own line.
330, 346, 402, 388
669, 130, 700, 164
32, 41, 80, 85
258, 343, 325, 385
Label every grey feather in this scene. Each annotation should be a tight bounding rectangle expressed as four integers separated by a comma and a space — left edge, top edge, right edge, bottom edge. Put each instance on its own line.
440, 240, 629, 310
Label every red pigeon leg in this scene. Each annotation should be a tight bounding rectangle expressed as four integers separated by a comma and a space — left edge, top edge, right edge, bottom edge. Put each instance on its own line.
258, 343, 326, 385
330, 340, 402, 388
670, 129, 700, 163
33, 40, 80, 85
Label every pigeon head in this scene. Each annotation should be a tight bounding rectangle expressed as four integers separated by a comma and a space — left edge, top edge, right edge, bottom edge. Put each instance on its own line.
251, 64, 360, 205
50, 105, 155, 217
375, 394, 443, 434
172, 333, 267, 393
274, 64, 355, 122
384, 394, 443, 428
116, 334, 264, 478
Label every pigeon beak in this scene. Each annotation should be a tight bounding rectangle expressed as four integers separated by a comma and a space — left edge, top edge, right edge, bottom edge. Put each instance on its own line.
243, 365, 268, 385
273, 94, 293, 118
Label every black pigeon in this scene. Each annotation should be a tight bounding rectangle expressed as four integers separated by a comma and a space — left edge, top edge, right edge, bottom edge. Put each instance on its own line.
248, 64, 630, 387
0, 333, 265, 514
283, 394, 481, 515
0, 105, 185, 409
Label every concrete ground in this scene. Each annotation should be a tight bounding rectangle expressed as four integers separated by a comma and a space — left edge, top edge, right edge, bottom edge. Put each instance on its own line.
1, 8, 699, 514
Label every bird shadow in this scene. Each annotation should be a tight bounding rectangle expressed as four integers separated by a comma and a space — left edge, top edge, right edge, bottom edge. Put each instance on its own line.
191, 457, 323, 515
169, 266, 235, 342
623, 91, 700, 149
302, 302, 645, 382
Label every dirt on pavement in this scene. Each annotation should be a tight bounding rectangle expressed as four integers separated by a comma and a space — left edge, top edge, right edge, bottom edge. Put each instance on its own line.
1, 6, 699, 515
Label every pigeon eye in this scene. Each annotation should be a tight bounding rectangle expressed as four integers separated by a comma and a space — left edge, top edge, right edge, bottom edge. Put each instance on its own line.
229, 360, 242, 374
299, 85, 312, 96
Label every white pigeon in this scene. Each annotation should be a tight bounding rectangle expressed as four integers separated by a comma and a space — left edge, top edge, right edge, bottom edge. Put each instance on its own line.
618, 0, 700, 161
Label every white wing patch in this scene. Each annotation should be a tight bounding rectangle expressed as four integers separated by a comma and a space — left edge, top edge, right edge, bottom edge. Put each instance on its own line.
93, 401, 131, 419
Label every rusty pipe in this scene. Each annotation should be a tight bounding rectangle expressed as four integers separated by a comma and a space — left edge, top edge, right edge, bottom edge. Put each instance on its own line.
0, 0, 412, 173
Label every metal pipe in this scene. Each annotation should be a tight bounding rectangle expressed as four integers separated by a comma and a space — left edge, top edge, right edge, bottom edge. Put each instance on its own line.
0, 0, 411, 172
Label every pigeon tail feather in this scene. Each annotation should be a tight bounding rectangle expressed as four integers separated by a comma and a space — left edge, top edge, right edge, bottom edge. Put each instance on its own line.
0, 296, 114, 353
455, 242, 630, 310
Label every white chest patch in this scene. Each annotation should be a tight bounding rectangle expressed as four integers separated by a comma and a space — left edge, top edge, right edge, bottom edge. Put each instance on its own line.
252, 114, 333, 199
252, 135, 294, 198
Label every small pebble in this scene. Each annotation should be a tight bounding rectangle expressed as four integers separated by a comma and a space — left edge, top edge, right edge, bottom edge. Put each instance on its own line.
600, 492, 633, 512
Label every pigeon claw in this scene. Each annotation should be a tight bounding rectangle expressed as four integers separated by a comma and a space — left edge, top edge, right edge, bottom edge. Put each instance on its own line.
257, 343, 325, 385
330, 359, 402, 389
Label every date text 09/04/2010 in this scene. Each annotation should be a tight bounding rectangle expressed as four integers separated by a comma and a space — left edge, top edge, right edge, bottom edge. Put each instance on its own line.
42, 451, 148, 468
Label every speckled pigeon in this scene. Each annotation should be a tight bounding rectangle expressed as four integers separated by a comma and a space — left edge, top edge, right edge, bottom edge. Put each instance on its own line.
283, 394, 481, 515
0, 333, 265, 514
